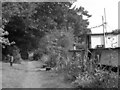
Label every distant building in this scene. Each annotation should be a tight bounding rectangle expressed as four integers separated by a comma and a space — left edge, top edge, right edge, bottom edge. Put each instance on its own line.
87, 32, 120, 49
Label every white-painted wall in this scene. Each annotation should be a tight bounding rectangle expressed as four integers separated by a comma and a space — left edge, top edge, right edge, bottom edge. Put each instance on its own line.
90, 34, 120, 48
91, 35, 104, 48
105, 35, 118, 48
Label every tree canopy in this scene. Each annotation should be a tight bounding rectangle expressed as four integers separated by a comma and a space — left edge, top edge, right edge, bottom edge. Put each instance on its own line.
2, 2, 91, 55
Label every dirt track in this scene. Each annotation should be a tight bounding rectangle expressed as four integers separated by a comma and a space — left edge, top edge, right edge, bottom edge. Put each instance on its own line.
1, 61, 72, 88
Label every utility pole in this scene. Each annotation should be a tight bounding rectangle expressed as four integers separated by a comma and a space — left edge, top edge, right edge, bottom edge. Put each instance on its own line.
104, 8, 108, 45
104, 8, 107, 33
102, 16, 106, 48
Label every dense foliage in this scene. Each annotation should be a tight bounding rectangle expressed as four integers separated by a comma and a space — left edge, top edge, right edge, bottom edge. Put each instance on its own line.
2, 2, 91, 59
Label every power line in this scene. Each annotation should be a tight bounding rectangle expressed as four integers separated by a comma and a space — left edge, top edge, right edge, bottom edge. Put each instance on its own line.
90, 22, 107, 29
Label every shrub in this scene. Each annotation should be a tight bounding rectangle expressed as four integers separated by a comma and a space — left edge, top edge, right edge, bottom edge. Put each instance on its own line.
72, 69, 118, 88
12, 46, 22, 63
33, 52, 42, 61
45, 54, 57, 67
39, 28, 75, 69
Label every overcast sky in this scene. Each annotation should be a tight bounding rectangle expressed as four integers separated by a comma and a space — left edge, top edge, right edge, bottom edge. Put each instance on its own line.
72, 0, 119, 33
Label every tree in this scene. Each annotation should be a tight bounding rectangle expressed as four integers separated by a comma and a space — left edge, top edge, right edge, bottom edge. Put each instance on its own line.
2, 2, 91, 59
30, 2, 91, 34
2, 2, 45, 54
0, 28, 9, 46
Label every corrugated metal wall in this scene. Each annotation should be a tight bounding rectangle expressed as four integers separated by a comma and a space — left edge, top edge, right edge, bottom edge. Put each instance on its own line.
99, 49, 119, 67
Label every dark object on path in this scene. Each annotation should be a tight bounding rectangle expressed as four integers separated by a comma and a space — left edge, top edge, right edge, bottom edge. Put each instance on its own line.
39, 67, 51, 71
40, 64, 51, 71
46, 67, 51, 71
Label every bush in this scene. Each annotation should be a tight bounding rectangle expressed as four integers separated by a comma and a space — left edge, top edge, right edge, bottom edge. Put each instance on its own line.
45, 54, 57, 68
61, 60, 83, 82
72, 69, 118, 88
39, 29, 75, 69
12, 46, 22, 63
21, 51, 28, 60
33, 52, 42, 61
13, 53, 22, 63
2, 54, 9, 62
